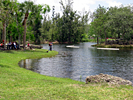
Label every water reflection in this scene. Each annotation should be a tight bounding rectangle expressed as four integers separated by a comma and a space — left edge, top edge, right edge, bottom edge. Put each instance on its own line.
19, 42, 133, 83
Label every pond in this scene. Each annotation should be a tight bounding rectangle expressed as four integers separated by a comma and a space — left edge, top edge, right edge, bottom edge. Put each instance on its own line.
19, 42, 133, 83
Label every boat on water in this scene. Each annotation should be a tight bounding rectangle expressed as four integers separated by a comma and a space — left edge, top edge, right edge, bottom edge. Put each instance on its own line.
66, 45, 79, 48
97, 48, 119, 50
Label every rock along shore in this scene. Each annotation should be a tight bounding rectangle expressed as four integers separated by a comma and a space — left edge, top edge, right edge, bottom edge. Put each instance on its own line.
86, 73, 132, 86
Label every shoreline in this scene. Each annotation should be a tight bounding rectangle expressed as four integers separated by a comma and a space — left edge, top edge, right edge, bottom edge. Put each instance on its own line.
92, 44, 133, 48
0, 49, 133, 99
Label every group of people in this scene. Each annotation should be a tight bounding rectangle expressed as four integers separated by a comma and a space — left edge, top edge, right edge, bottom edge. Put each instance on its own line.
7, 41, 19, 50
0, 40, 20, 50
1, 40, 53, 51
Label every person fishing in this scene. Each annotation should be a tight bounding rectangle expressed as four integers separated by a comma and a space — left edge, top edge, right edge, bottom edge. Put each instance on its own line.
47, 42, 53, 52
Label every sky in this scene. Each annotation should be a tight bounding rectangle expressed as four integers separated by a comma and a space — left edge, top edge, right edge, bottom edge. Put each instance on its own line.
18, 0, 133, 17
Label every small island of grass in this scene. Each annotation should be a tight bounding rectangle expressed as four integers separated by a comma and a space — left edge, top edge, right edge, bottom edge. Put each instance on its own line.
91, 38, 133, 48
92, 43, 133, 48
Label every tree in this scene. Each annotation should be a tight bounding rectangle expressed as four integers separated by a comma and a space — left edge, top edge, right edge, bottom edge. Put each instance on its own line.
40, 15, 52, 41
54, 0, 90, 43
15, 2, 24, 48
107, 6, 133, 41
19, 1, 35, 50
89, 5, 133, 44
0, 0, 17, 49
19, 2, 50, 48
27, 4, 50, 44
91, 5, 107, 44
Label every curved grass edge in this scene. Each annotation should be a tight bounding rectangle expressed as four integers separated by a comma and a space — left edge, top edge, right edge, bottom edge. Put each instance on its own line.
0, 49, 133, 100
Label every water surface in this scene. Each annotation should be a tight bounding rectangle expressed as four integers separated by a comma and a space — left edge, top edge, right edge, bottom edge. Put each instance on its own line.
19, 42, 133, 83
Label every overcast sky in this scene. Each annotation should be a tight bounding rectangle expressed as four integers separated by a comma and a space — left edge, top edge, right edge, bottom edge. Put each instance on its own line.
18, 0, 133, 17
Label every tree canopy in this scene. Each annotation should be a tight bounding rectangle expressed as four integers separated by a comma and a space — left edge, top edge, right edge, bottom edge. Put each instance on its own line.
89, 5, 133, 44
0, 0, 133, 47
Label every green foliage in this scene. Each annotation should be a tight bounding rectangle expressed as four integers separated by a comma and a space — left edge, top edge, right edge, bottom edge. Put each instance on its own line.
0, 0, 89, 44
1, 0, 133, 46
26, 26, 34, 41
39, 16, 52, 41
26, 3, 50, 44
81, 33, 89, 42
89, 5, 133, 44
51, 0, 90, 43
0, 0, 18, 48
43, 4, 51, 14
0, 0, 51, 45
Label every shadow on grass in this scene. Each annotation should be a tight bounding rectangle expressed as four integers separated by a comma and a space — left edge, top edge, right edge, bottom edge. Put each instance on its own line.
23, 50, 49, 53
0, 50, 15, 54
0, 64, 10, 68
23, 49, 56, 54
0, 49, 49, 53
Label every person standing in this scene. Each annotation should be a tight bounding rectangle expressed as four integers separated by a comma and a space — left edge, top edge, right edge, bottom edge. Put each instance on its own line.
47, 42, 53, 52
49, 42, 53, 51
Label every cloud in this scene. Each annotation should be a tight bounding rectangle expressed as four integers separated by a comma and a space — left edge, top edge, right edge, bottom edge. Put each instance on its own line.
106, 0, 122, 7
18, 0, 123, 17
73, 0, 92, 12
18, 0, 122, 12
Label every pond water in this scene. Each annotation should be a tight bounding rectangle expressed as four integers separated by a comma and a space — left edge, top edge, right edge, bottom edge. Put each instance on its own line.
19, 42, 133, 83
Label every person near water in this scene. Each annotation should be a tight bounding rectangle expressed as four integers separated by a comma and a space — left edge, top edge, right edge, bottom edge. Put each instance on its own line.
47, 42, 53, 52
49, 42, 53, 51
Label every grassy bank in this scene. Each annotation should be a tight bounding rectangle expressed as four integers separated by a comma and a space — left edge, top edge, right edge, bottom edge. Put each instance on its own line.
0, 49, 133, 100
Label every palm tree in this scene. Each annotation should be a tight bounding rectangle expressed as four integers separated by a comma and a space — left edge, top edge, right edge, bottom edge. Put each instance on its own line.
20, 1, 50, 49
0, 0, 16, 49
19, 1, 34, 50
27, 4, 50, 44
15, 3, 24, 48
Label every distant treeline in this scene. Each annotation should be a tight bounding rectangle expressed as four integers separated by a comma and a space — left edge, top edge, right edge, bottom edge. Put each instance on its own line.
89, 5, 133, 44
1, 0, 133, 50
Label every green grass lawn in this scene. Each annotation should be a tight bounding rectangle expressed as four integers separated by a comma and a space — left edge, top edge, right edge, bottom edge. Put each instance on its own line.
0, 49, 133, 100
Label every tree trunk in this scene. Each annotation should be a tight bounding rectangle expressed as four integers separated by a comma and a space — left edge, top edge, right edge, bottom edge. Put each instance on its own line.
104, 27, 107, 45
118, 33, 120, 39
23, 20, 27, 50
2, 26, 4, 41
3, 22, 6, 49
97, 37, 99, 44
23, 13, 29, 50
100, 38, 102, 44
68, 21, 71, 43
18, 33, 21, 48
16, 14, 21, 48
